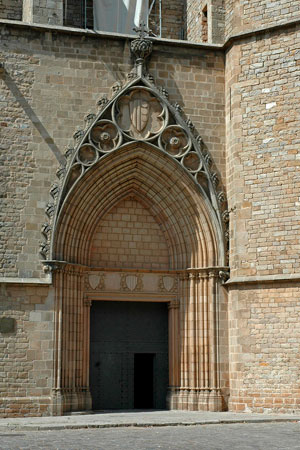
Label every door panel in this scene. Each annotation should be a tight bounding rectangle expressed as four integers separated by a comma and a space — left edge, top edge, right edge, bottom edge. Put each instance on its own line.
90, 301, 168, 410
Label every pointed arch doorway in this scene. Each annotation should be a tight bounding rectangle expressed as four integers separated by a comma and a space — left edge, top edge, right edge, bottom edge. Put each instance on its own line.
49, 143, 228, 415
88, 193, 171, 411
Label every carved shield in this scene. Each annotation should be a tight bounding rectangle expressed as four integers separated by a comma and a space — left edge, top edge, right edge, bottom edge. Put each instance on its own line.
89, 274, 100, 290
163, 276, 174, 292
126, 275, 138, 291
130, 97, 149, 133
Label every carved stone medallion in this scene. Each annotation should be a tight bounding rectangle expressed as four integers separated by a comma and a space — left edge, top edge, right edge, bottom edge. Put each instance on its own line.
88, 273, 105, 290
159, 275, 178, 293
120, 273, 143, 292
114, 88, 166, 140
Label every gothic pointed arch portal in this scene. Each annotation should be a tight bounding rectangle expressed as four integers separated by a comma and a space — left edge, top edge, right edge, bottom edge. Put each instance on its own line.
44, 32, 229, 415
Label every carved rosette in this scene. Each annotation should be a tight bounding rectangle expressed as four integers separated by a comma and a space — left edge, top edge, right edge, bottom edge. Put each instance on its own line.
159, 125, 191, 158
113, 87, 167, 141
89, 120, 121, 153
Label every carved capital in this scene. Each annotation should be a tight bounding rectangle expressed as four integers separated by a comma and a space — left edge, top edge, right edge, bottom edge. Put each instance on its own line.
168, 300, 180, 310
83, 297, 92, 307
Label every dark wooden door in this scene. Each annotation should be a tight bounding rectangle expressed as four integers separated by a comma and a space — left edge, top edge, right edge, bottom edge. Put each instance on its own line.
90, 301, 168, 410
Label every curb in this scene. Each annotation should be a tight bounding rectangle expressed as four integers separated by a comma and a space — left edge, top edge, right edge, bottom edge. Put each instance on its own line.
1, 418, 299, 432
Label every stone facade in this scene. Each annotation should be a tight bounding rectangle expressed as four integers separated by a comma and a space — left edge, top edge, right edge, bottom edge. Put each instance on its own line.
225, 8, 300, 413
187, 0, 225, 44
23, 0, 63, 25
0, 1, 300, 417
90, 197, 170, 270
0, 0, 22, 20
225, 0, 300, 38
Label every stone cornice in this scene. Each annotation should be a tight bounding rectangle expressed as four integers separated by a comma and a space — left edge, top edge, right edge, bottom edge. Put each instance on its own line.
1, 17, 299, 53
0, 277, 51, 285
224, 17, 300, 51
0, 18, 222, 51
227, 273, 300, 287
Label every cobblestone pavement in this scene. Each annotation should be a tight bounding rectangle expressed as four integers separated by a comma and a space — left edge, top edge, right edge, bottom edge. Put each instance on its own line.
0, 422, 300, 450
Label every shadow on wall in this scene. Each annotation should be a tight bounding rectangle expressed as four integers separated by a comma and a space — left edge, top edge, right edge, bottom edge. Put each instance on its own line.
2, 70, 65, 165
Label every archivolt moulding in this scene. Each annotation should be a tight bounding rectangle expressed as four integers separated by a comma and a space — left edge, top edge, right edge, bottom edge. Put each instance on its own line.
41, 29, 229, 267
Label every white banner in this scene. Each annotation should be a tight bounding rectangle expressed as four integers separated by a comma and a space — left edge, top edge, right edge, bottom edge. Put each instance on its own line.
94, 0, 148, 34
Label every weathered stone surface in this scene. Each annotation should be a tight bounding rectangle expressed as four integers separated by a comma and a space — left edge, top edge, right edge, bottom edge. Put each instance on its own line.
0, 1, 299, 417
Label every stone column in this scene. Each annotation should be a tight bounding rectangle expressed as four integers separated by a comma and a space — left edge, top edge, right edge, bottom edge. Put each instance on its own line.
167, 300, 180, 409
23, 0, 63, 26
176, 269, 224, 411
51, 263, 91, 415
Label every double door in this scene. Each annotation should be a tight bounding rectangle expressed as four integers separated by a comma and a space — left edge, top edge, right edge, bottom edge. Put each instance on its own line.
90, 301, 168, 410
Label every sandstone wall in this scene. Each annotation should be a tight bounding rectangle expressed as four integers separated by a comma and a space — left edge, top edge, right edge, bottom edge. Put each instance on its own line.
226, 22, 300, 411
0, 22, 225, 280
0, 284, 54, 417
22, 0, 63, 25
226, 26, 300, 280
229, 285, 300, 413
225, 0, 300, 39
90, 197, 170, 270
149, 0, 186, 40
63, 0, 93, 29
0, 22, 225, 416
0, 0, 22, 20
186, 0, 225, 44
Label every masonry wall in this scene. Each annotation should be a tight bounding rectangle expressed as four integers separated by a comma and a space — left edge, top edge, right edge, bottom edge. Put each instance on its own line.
225, 0, 300, 39
0, 23, 225, 281
0, 284, 54, 417
148, 0, 186, 39
229, 285, 300, 413
63, 0, 93, 29
90, 197, 170, 270
186, 0, 225, 44
0, 21, 225, 416
0, 0, 22, 20
226, 20, 300, 411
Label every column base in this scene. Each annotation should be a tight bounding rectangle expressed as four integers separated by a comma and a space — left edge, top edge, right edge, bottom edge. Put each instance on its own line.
51, 388, 92, 415
167, 387, 225, 411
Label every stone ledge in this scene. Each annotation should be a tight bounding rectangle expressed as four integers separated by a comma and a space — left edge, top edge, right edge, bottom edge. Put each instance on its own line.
226, 273, 300, 286
225, 17, 300, 49
0, 17, 299, 52
0, 277, 51, 285
0, 18, 223, 50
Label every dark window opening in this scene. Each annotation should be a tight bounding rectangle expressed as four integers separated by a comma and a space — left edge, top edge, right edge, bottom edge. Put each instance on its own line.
64, 0, 94, 29
202, 5, 208, 43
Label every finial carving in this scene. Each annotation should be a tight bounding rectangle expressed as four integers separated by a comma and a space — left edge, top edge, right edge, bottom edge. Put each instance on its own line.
131, 22, 153, 77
